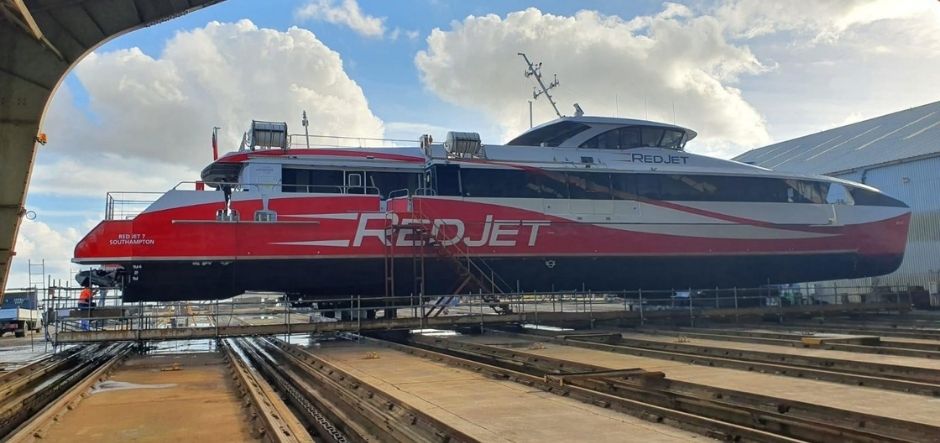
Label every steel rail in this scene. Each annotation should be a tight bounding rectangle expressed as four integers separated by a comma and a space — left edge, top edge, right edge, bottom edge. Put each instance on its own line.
258, 337, 479, 443
220, 339, 314, 443
360, 336, 799, 443
235, 338, 361, 443
0, 348, 81, 403
3, 343, 132, 442
639, 327, 940, 359
406, 335, 940, 443
760, 322, 940, 340
504, 329, 940, 397
598, 334, 940, 384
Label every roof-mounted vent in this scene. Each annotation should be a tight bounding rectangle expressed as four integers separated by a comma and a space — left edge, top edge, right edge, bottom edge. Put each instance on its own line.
444, 131, 483, 158
249, 120, 288, 151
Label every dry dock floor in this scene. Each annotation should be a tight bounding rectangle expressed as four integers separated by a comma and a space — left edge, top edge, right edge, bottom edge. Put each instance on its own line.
313, 341, 703, 442
620, 331, 940, 369
459, 334, 940, 426
39, 352, 259, 442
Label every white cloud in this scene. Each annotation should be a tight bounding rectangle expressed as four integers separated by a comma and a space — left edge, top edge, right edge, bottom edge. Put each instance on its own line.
415, 7, 770, 157
13, 19, 386, 287
296, 0, 386, 38
57, 20, 383, 169
6, 220, 84, 288
715, 0, 938, 42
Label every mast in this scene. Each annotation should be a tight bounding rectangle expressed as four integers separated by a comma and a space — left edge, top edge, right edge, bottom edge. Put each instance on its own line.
518, 52, 562, 118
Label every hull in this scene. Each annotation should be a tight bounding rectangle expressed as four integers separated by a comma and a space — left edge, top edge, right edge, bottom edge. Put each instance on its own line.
75, 191, 911, 302
117, 253, 903, 302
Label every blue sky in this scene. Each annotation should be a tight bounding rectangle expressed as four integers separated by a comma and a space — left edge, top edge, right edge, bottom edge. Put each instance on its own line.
10, 0, 940, 287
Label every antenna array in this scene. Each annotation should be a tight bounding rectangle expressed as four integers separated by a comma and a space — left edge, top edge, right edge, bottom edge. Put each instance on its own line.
518, 52, 562, 118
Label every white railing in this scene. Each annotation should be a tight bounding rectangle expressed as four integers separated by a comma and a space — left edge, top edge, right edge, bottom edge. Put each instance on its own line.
285, 133, 419, 149
105, 192, 162, 220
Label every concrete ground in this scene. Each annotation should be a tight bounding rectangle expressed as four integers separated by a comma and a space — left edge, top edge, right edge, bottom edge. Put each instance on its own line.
39, 352, 259, 442
459, 333, 940, 426
312, 341, 704, 442
618, 331, 940, 370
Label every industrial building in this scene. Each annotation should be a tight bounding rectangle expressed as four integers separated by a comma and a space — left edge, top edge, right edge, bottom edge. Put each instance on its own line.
735, 101, 940, 293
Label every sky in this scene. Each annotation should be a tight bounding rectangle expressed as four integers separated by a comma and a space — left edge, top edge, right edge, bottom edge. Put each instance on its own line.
8, 0, 940, 288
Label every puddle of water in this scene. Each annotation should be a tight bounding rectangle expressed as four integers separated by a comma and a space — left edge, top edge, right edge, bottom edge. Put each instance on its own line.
521, 323, 572, 332
148, 339, 216, 354
90, 380, 177, 395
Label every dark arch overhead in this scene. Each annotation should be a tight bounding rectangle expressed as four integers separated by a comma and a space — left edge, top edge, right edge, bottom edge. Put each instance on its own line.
0, 0, 224, 298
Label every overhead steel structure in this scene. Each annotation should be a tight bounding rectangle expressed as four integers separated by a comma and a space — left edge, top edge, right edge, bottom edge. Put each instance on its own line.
0, 0, 222, 299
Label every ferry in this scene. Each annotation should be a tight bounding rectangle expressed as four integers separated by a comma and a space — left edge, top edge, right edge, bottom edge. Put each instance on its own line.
73, 116, 911, 313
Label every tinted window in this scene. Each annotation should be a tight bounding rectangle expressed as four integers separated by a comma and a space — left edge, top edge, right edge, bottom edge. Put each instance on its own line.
641, 127, 665, 147
282, 168, 343, 193
825, 183, 854, 205
461, 169, 541, 198
532, 171, 569, 199
367, 171, 420, 198
580, 127, 643, 150
580, 126, 687, 150
506, 121, 591, 147
660, 130, 684, 148
616, 174, 820, 203
611, 174, 637, 200
432, 164, 461, 196
567, 173, 612, 199
851, 187, 907, 207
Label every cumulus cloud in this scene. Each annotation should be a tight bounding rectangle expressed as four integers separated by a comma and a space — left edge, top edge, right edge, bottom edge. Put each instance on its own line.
59, 20, 383, 169
415, 7, 771, 157
6, 220, 84, 288
296, 0, 386, 38
13, 19, 385, 285
715, 0, 938, 42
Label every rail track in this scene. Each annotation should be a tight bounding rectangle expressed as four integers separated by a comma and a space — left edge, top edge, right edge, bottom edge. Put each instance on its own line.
639, 327, 940, 359
509, 328, 940, 397
386, 333, 940, 443
223, 336, 478, 443
0, 343, 132, 442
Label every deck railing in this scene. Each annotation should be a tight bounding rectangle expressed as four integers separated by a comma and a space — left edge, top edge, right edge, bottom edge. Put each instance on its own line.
104, 192, 163, 220
40, 283, 918, 346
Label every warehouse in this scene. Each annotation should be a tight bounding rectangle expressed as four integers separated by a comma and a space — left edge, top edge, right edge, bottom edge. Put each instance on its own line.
735, 101, 940, 294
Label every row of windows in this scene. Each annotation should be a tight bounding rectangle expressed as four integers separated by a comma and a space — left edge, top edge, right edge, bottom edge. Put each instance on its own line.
579, 127, 686, 150
280, 166, 905, 207
505, 121, 687, 150
282, 168, 421, 198
448, 167, 905, 207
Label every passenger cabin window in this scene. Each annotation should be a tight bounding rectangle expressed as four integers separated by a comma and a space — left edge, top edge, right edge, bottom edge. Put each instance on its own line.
447, 167, 895, 207
282, 168, 343, 193
826, 183, 854, 205
579, 126, 686, 150
283, 167, 419, 197
506, 121, 591, 147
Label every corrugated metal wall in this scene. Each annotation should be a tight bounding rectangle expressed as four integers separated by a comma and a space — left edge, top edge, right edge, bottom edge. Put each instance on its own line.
829, 155, 940, 291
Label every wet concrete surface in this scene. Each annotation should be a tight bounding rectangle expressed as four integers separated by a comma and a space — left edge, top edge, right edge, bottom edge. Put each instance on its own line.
312, 340, 703, 442
39, 352, 259, 442
458, 333, 940, 426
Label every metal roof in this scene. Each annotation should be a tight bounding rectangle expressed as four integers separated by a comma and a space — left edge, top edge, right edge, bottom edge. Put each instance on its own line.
734, 101, 940, 175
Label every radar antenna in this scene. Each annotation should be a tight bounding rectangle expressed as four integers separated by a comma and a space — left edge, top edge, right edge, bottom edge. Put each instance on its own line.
518, 52, 562, 118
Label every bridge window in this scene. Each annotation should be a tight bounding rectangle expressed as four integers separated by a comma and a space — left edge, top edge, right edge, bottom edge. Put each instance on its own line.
850, 186, 907, 207
579, 126, 686, 150
506, 121, 591, 147
825, 183, 854, 205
